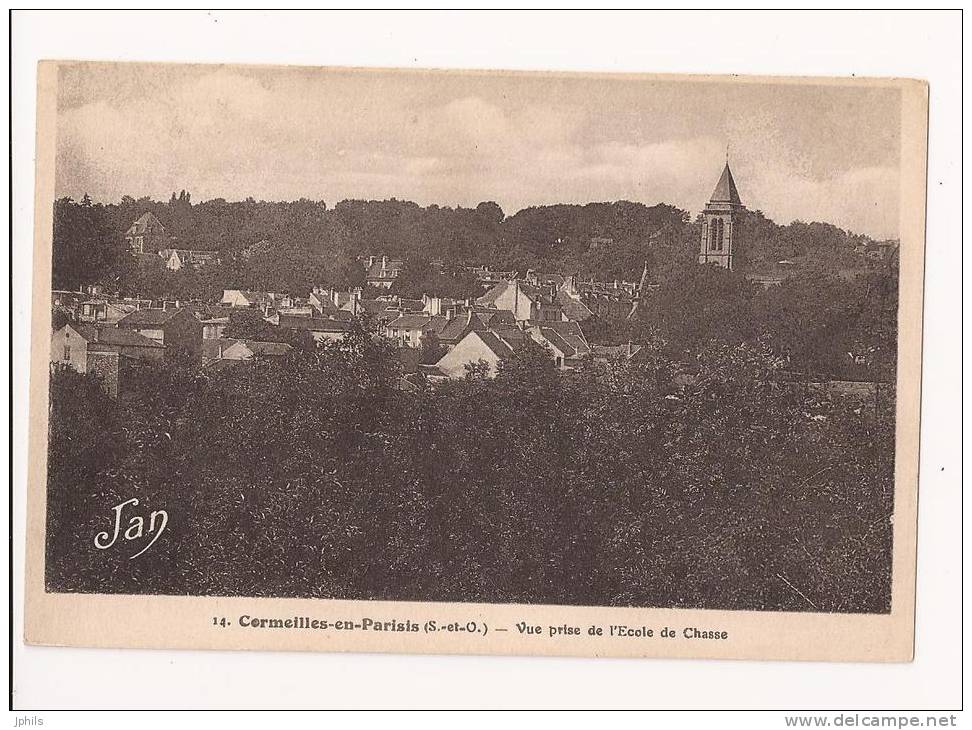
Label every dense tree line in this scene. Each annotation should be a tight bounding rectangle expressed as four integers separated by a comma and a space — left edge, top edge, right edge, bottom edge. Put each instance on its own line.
53, 194, 888, 299
604, 263, 899, 382
51, 195, 898, 384
47, 326, 894, 612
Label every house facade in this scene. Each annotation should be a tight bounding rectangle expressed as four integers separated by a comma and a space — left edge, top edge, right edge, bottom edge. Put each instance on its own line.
51, 323, 161, 370
125, 212, 167, 255
477, 280, 565, 322
116, 307, 203, 362
51, 324, 165, 395
220, 290, 295, 313
526, 320, 592, 369
77, 299, 140, 324
276, 314, 353, 343
160, 248, 219, 271
202, 338, 292, 364
385, 313, 434, 348
435, 326, 534, 379
200, 316, 229, 340
436, 330, 513, 379
361, 255, 405, 289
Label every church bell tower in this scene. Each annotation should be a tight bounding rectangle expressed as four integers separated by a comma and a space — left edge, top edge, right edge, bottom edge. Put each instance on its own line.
699, 158, 745, 270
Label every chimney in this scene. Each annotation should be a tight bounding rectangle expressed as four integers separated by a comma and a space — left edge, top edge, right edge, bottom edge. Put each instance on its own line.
466, 308, 473, 325
368, 255, 376, 268
445, 307, 454, 321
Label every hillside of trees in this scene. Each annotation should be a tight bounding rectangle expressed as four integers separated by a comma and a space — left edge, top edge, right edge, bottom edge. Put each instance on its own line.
47, 327, 894, 612
53, 193, 888, 298
46, 193, 899, 610
593, 263, 898, 382
51, 194, 898, 383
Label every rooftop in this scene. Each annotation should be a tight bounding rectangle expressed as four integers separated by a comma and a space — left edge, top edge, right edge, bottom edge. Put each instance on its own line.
277, 314, 354, 332
709, 163, 742, 206
116, 308, 186, 327
73, 324, 164, 349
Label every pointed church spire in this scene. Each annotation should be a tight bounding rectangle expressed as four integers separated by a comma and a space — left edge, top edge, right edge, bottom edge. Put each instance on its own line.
709, 162, 742, 206
699, 156, 746, 271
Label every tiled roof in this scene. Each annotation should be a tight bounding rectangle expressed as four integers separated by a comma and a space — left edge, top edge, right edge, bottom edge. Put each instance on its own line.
531, 320, 591, 357
126, 212, 164, 234
593, 344, 645, 360
277, 314, 353, 332
386, 314, 433, 330
709, 163, 742, 205
477, 280, 550, 307
475, 330, 517, 359
434, 316, 475, 342
471, 309, 515, 328
74, 324, 164, 348
243, 340, 293, 356
116, 308, 185, 327
351, 299, 388, 315
183, 302, 229, 320
489, 325, 534, 354
535, 327, 576, 358
555, 290, 595, 321
224, 290, 283, 306
476, 282, 508, 306
202, 339, 240, 360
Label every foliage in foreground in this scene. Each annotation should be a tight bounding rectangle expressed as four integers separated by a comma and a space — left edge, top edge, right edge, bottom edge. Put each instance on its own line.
46, 331, 895, 613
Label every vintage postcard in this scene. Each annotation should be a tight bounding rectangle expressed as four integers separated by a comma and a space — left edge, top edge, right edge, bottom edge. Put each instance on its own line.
25, 61, 927, 661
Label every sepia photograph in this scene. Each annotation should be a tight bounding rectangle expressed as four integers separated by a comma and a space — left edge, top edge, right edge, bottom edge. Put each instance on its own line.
12, 7, 967, 718
24, 56, 927, 663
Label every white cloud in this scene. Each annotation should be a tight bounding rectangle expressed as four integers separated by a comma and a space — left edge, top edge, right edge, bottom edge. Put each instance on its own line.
55, 67, 901, 239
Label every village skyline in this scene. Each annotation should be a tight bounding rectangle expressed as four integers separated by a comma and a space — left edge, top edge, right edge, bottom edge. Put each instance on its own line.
57, 185, 901, 245
42, 60, 905, 629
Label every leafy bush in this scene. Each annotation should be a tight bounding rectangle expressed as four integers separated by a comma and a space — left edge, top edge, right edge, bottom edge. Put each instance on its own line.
46, 333, 894, 612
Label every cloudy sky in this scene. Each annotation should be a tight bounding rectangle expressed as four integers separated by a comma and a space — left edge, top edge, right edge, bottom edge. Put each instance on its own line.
55, 62, 902, 239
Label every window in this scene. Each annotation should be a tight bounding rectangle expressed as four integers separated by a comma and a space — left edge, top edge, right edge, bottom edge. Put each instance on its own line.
63, 344, 71, 361
710, 218, 725, 252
